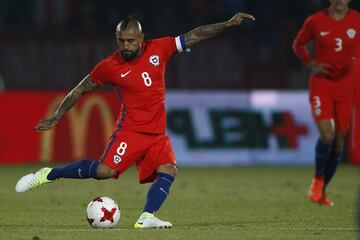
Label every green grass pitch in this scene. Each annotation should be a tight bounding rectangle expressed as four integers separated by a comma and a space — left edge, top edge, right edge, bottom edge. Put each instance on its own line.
0, 165, 359, 240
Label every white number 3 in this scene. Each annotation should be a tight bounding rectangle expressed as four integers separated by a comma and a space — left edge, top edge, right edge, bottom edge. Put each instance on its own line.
313, 96, 321, 108
142, 72, 152, 86
335, 38, 342, 52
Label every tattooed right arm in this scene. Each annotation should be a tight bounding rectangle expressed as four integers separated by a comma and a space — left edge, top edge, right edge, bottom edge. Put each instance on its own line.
183, 12, 255, 48
51, 75, 98, 121
35, 75, 99, 131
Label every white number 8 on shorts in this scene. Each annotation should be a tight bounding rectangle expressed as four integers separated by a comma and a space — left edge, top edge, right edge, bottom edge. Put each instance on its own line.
116, 142, 128, 156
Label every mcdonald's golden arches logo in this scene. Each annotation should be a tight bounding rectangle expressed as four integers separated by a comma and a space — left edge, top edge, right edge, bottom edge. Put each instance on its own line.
40, 94, 115, 162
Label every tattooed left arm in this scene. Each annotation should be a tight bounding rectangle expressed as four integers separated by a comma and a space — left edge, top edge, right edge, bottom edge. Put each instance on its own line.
184, 12, 255, 48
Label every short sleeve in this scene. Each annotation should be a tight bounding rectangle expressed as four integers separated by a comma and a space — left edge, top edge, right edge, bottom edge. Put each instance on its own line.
89, 60, 111, 86
153, 36, 189, 61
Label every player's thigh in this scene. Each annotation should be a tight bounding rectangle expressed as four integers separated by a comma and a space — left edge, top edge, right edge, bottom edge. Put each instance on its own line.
309, 90, 333, 122
137, 134, 176, 183
334, 95, 353, 132
100, 129, 146, 179
309, 90, 335, 143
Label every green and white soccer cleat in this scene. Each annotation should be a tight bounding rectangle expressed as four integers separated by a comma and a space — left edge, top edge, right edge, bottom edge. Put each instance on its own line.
134, 212, 172, 229
15, 167, 53, 193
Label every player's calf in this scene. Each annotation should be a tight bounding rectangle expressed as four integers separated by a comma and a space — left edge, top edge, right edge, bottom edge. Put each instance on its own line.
143, 172, 175, 213
46, 159, 103, 180
15, 160, 118, 193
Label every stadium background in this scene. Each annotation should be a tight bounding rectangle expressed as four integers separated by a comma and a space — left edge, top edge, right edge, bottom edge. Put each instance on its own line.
0, 1, 359, 240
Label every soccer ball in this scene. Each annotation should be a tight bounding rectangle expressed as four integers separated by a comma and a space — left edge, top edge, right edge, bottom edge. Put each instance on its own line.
86, 196, 121, 228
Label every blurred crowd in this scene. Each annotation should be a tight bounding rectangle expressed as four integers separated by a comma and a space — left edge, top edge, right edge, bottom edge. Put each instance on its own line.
1, 0, 360, 90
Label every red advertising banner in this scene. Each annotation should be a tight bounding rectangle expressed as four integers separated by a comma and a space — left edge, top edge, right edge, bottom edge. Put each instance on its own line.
1, 90, 358, 165
0, 91, 120, 164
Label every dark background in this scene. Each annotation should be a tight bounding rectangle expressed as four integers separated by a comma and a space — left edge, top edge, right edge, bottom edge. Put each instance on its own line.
1, 0, 360, 90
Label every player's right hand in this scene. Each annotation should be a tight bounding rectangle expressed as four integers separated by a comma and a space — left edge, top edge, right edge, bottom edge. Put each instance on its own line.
228, 12, 255, 26
35, 118, 58, 132
308, 61, 330, 77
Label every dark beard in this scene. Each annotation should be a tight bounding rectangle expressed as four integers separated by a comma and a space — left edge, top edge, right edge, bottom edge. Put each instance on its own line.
121, 49, 140, 62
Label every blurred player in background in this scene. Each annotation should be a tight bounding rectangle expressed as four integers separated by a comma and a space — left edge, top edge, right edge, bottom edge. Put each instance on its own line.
15, 13, 255, 228
292, 0, 360, 206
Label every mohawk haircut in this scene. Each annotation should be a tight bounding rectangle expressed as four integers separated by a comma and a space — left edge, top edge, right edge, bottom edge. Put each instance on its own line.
116, 15, 142, 33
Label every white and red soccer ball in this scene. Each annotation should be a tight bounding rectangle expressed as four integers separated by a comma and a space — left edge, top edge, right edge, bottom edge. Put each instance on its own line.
86, 196, 121, 228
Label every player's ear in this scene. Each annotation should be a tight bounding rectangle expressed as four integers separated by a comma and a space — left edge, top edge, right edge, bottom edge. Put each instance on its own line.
140, 33, 145, 43
115, 31, 119, 38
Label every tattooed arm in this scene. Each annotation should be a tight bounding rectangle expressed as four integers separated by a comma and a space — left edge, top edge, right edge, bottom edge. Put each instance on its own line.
35, 75, 99, 132
184, 12, 255, 48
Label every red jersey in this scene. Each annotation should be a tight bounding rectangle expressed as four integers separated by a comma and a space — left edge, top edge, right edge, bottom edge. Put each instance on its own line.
293, 9, 360, 80
90, 36, 186, 134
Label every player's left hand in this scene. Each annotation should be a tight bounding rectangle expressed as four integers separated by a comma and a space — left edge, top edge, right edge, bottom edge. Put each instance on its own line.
35, 118, 58, 132
228, 12, 255, 26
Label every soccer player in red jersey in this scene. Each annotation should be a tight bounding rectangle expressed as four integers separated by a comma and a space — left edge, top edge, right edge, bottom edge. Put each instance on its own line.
15, 13, 255, 228
292, 0, 360, 206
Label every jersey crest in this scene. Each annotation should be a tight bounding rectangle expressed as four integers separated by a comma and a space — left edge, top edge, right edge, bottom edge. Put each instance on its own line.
113, 155, 122, 164
347, 28, 356, 39
149, 55, 160, 66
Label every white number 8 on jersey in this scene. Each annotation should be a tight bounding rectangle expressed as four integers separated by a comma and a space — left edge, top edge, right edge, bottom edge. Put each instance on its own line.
142, 72, 152, 86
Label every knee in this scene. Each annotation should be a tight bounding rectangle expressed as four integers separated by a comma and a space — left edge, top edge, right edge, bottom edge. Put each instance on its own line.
336, 132, 346, 142
334, 132, 346, 151
96, 163, 118, 179
157, 164, 177, 178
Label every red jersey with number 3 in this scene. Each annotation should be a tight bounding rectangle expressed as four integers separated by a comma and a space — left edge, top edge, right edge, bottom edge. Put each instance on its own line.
293, 9, 360, 91
90, 36, 186, 134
